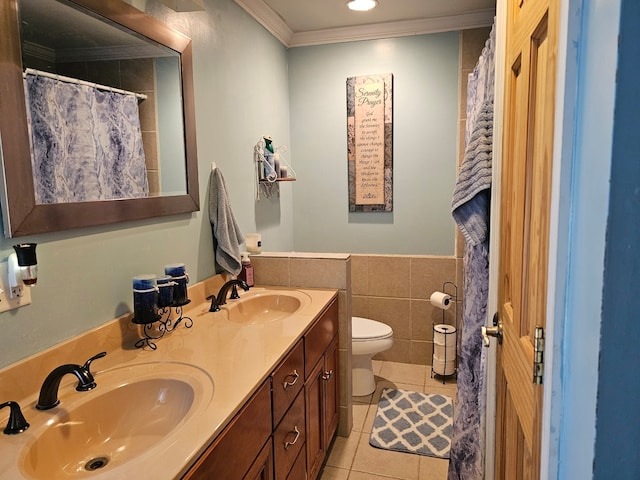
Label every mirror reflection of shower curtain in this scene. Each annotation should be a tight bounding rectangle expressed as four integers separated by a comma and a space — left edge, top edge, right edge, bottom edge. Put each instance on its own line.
24, 74, 148, 204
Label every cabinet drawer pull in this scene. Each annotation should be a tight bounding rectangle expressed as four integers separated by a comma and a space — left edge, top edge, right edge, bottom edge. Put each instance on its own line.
284, 426, 300, 450
283, 370, 299, 390
321, 370, 333, 381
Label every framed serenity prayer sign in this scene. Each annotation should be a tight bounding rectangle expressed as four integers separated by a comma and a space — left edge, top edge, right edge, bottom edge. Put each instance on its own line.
347, 73, 393, 212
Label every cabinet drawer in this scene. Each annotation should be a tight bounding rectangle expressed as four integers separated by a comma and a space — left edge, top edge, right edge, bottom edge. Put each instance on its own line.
304, 298, 338, 379
272, 340, 304, 427
184, 380, 272, 479
286, 445, 306, 480
273, 389, 306, 480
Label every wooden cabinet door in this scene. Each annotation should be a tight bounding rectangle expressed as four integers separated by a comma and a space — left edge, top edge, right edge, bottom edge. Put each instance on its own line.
304, 300, 338, 380
244, 438, 274, 480
305, 357, 324, 480
323, 336, 339, 446
305, 336, 340, 480
183, 381, 272, 479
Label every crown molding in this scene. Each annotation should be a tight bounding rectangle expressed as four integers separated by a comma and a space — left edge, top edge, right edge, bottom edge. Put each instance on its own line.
234, 0, 294, 46
233, 1, 494, 48
289, 9, 495, 47
22, 41, 56, 63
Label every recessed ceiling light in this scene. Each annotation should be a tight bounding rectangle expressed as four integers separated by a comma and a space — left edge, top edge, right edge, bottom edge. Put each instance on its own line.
347, 0, 379, 12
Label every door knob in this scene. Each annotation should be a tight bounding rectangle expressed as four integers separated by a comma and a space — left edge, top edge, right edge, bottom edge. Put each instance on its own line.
481, 314, 503, 347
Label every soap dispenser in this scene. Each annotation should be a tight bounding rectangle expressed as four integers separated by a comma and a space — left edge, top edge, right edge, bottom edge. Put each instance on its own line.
238, 253, 254, 287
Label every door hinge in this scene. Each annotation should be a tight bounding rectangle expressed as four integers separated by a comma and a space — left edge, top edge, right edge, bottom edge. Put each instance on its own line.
533, 326, 544, 384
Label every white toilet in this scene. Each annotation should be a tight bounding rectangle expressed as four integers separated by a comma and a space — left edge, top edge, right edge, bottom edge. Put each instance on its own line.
352, 316, 394, 396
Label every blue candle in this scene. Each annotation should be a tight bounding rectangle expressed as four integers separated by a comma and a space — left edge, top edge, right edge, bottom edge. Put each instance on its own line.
132, 274, 159, 324
164, 263, 189, 306
157, 275, 175, 308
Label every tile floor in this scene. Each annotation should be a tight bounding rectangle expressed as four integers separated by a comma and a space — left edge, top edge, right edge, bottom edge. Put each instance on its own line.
319, 360, 457, 480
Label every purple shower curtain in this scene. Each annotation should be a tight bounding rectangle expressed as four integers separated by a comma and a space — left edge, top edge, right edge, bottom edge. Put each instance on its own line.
448, 23, 495, 480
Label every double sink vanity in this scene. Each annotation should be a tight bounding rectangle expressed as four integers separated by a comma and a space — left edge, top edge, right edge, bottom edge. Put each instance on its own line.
0, 278, 339, 479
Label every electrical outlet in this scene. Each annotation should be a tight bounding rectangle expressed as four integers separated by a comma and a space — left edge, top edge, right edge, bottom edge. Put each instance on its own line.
0, 261, 32, 313
11, 285, 24, 298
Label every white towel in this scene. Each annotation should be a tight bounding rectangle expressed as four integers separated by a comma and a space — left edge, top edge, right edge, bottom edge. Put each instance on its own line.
208, 168, 244, 276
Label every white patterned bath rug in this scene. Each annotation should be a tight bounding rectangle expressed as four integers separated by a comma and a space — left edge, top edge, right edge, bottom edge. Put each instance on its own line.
369, 388, 453, 459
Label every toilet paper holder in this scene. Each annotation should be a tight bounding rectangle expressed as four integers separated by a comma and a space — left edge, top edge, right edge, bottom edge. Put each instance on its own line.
431, 281, 459, 382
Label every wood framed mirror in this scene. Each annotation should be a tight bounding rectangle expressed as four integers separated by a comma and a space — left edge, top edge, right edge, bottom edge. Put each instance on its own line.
0, 0, 199, 237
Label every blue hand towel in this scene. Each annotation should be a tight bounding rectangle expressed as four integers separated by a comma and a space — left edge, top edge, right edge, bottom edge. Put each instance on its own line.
208, 168, 244, 276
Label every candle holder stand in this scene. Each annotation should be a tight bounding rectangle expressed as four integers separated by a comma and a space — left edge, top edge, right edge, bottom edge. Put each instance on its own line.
134, 300, 193, 350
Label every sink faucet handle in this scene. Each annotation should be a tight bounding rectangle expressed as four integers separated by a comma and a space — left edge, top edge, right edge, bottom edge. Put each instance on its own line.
0, 401, 29, 435
82, 351, 107, 377
207, 294, 220, 312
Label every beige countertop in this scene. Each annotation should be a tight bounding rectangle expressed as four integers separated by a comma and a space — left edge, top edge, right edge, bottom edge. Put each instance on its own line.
0, 284, 338, 479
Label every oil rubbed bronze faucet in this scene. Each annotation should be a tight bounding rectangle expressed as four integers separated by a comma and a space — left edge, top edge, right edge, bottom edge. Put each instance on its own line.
207, 279, 250, 312
0, 401, 29, 434
35, 352, 107, 410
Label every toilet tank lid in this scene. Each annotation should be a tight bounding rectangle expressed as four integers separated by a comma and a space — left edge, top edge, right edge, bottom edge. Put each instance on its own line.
352, 317, 393, 339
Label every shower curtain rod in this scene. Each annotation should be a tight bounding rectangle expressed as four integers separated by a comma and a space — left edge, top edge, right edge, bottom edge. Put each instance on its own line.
23, 68, 148, 100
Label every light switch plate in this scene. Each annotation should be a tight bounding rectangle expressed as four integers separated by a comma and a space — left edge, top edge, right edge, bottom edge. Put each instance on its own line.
0, 261, 32, 313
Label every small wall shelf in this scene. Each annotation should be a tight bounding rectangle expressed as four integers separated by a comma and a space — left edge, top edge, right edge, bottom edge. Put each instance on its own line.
259, 177, 296, 183
254, 136, 297, 199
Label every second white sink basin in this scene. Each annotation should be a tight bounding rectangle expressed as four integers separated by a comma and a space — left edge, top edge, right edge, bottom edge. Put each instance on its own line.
222, 290, 312, 324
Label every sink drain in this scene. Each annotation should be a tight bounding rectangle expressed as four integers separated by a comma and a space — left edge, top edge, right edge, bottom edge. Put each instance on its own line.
84, 457, 109, 471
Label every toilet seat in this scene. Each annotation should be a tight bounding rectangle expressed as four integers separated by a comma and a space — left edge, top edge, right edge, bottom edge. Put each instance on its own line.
352, 316, 393, 341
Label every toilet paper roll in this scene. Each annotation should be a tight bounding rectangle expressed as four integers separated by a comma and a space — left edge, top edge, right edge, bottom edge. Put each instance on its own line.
430, 291, 452, 310
434, 342, 456, 359
432, 357, 456, 376
433, 324, 457, 345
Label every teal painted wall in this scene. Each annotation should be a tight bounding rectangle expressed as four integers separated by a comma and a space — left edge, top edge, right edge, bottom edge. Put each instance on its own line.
0, 3, 461, 368
0, 0, 292, 368
288, 34, 459, 255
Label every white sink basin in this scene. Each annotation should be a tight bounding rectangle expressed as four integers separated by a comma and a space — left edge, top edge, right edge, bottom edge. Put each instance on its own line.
19, 362, 214, 479
222, 290, 312, 324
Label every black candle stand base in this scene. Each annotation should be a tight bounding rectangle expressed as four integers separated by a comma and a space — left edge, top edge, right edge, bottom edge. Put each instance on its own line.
134, 304, 193, 350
